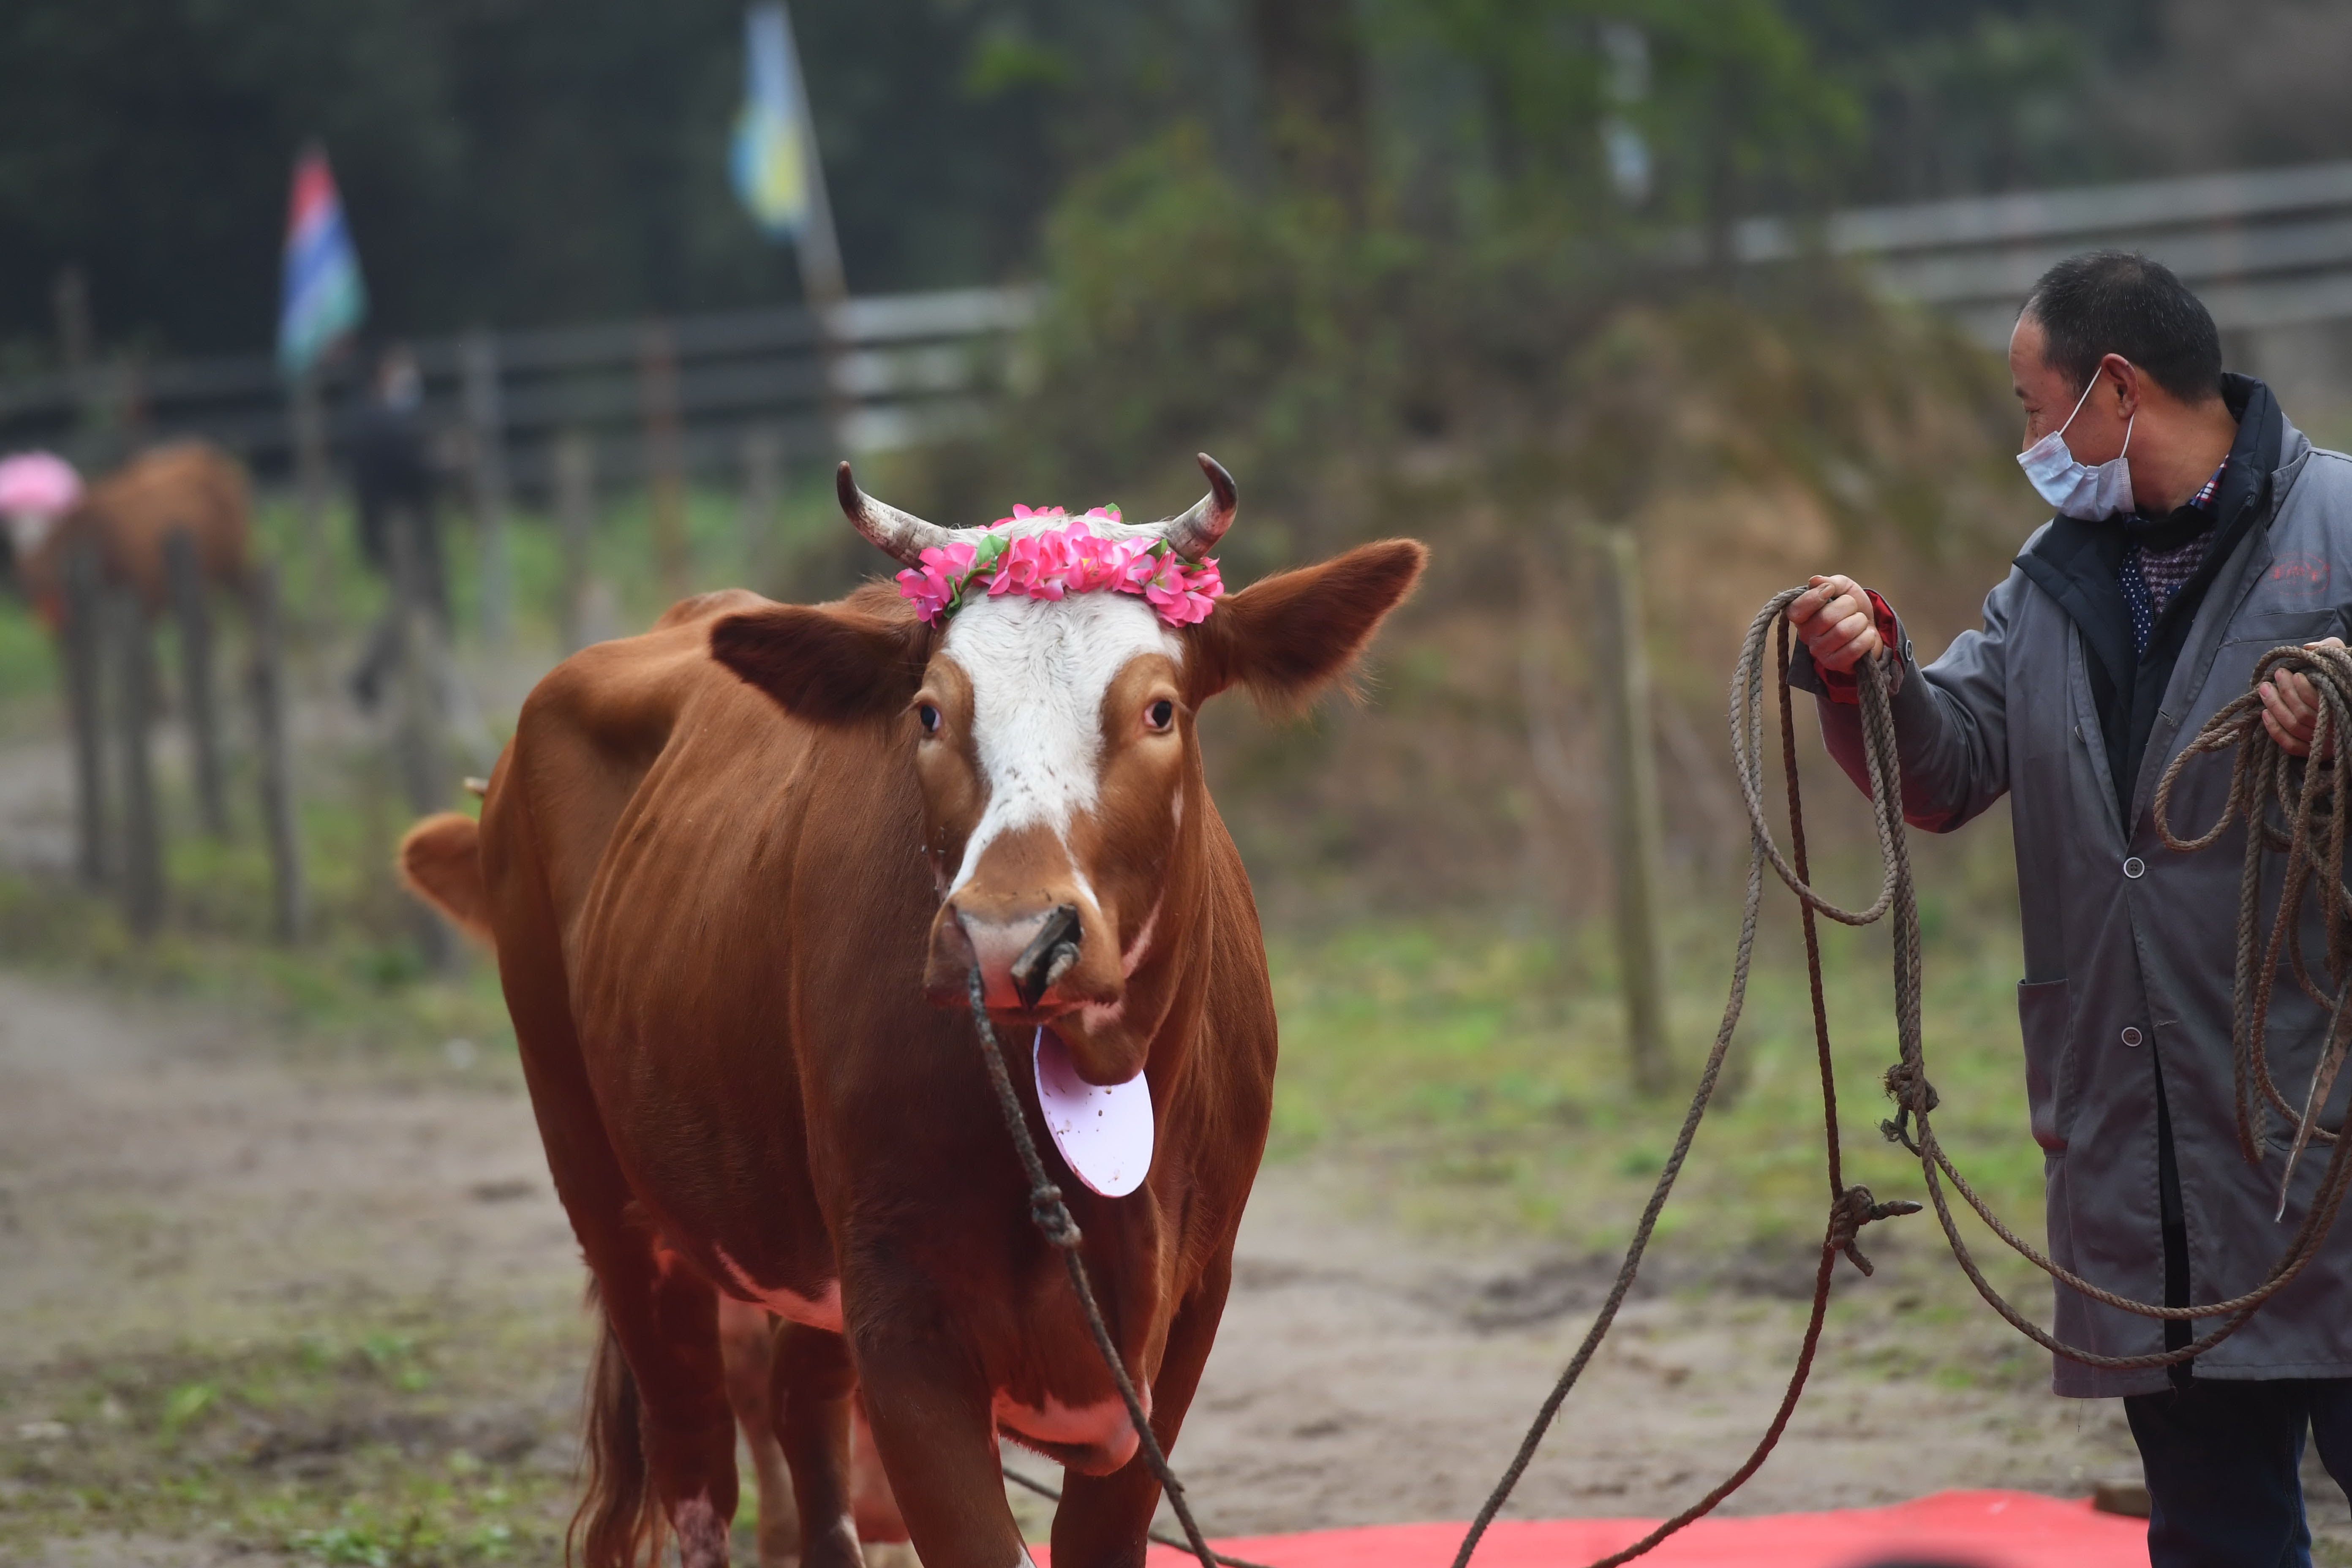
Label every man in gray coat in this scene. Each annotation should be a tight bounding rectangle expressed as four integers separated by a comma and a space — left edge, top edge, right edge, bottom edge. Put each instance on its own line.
1791, 250, 2352, 1567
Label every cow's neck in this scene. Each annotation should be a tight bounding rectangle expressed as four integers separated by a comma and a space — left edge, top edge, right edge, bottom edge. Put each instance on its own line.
1105, 742, 1221, 1087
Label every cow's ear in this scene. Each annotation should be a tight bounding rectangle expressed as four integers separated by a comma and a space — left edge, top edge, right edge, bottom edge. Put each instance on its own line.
710, 604, 930, 725
1190, 540, 1427, 710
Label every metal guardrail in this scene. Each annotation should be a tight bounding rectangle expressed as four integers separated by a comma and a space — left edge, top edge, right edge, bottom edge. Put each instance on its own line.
1737, 159, 2352, 345
0, 286, 1040, 493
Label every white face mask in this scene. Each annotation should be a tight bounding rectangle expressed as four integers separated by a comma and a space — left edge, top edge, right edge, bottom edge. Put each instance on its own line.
2017, 371, 2135, 520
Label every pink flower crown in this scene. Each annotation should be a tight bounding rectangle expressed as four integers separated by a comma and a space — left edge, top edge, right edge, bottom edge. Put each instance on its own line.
895, 504, 1224, 628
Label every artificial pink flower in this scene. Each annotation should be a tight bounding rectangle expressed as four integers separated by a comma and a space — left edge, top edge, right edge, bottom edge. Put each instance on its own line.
1144, 555, 1223, 626
896, 538, 978, 623
1059, 520, 1142, 593
988, 529, 1074, 600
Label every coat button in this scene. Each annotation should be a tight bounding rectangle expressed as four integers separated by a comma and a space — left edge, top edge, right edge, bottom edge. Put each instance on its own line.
2121, 1026, 2145, 1048
2123, 856, 2146, 879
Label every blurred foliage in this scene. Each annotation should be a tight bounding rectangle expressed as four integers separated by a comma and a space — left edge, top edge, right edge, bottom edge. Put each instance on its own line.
0, 0, 2327, 362
918, 121, 2016, 558
0, 0, 1171, 354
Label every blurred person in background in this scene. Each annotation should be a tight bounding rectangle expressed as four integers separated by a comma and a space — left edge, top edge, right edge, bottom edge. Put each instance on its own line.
347, 342, 444, 710
1789, 250, 2352, 1568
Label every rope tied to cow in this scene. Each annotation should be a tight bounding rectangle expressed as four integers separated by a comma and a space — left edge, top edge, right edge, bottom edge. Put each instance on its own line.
961, 591, 2352, 1568
963, 966, 1278, 1568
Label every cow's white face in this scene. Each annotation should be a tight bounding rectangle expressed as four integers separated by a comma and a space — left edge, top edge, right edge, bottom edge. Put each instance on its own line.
912, 581, 1193, 1084
936, 588, 1181, 899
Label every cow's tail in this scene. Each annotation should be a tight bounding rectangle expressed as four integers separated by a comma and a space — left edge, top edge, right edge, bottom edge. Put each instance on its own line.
572, 1283, 665, 1568
397, 812, 494, 947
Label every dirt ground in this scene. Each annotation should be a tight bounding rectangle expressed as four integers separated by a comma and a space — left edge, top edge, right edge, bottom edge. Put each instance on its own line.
13, 966, 2344, 1566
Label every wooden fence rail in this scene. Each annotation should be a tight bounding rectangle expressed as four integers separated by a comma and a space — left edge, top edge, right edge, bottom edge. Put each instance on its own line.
19, 159, 2352, 497
0, 286, 1040, 499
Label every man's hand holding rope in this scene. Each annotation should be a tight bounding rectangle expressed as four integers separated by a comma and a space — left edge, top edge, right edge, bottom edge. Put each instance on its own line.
2258, 636, 2346, 757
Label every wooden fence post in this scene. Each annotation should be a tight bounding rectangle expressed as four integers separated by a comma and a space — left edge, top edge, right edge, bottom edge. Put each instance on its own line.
1588, 523, 1671, 1097
163, 530, 227, 837
463, 328, 512, 650
386, 510, 454, 971
246, 563, 306, 943
62, 541, 108, 886
106, 585, 163, 936
739, 425, 782, 597
640, 320, 689, 604
289, 370, 334, 635
554, 432, 597, 654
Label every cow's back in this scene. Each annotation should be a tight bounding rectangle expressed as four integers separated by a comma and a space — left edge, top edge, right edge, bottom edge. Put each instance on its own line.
35, 441, 251, 607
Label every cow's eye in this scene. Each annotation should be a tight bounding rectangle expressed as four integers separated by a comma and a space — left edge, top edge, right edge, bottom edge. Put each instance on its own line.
1146, 699, 1176, 731
917, 702, 941, 735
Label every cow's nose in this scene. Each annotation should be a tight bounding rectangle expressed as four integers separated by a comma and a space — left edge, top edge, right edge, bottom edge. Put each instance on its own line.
1008, 904, 1082, 1008
947, 902, 1082, 1010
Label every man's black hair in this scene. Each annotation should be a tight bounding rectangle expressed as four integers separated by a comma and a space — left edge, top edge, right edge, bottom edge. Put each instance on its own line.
2020, 250, 2224, 405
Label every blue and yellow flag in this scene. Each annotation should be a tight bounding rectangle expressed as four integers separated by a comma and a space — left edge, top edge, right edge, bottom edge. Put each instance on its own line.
731, 5, 810, 240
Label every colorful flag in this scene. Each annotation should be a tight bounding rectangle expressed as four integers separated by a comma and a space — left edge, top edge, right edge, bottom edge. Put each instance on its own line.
730, 4, 811, 240
278, 145, 368, 380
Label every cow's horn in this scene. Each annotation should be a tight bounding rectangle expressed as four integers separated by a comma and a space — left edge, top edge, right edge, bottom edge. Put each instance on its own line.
1158, 453, 1237, 560
838, 461, 961, 567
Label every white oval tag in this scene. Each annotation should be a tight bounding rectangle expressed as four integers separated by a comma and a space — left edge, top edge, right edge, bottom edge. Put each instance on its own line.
1033, 1027, 1154, 1198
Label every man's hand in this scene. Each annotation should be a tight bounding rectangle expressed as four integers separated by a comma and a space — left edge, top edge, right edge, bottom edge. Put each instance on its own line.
1789, 574, 1886, 674
2259, 637, 2346, 758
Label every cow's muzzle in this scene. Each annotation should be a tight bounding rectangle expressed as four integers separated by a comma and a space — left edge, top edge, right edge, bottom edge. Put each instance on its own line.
1009, 903, 1083, 1010
930, 893, 1115, 1018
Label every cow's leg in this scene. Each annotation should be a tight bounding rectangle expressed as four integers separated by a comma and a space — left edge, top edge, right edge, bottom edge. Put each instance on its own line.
768, 1320, 866, 1568
850, 1393, 917, 1565
853, 1316, 1033, 1568
1048, 1256, 1234, 1568
596, 1241, 742, 1568
718, 1298, 798, 1568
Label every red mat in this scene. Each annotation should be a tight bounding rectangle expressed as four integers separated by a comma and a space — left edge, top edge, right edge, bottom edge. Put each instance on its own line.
1038, 1490, 2144, 1567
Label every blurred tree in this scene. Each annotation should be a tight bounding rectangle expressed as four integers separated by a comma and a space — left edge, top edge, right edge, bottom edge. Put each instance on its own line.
1789, 0, 2153, 201
0, 0, 2339, 364
1638, 0, 1861, 265
0, 0, 456, 358
1246, 0, 1370, 209
1369, 0, 1858, 249
0, 0, 1107, 356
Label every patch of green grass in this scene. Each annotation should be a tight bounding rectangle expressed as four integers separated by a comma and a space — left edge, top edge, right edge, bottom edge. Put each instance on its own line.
0, 1316, 575, 1565
1264, 876, 2047, 1265
0, 854, 515, 1069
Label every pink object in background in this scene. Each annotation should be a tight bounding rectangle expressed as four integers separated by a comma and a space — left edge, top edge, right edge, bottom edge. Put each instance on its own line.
1033, 1027, 1154, 1198
0, 451, 83, 519
1033, 1490, 2145, 1567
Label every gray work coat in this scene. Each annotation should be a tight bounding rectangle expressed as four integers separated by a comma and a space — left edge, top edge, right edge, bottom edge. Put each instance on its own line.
1804, 392, 2352, 1397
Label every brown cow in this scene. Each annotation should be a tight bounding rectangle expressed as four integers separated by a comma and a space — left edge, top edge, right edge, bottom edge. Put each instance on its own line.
399, 456, 1424, 1568
9, 441, 250, 623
